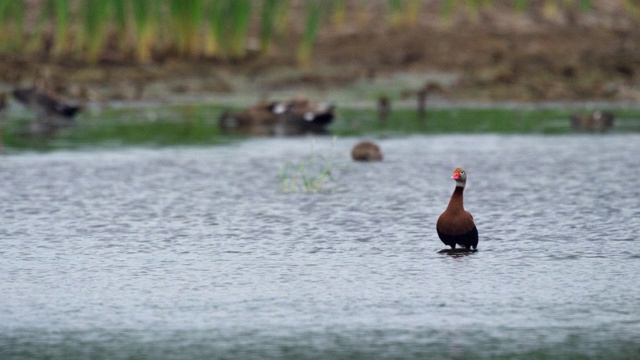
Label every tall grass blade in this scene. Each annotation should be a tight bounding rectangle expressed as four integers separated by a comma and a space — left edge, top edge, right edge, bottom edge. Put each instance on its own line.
82, 0, 112, 64
25, 0, 51, 53
52, 0, 71, 56
578, 0, 592, 12
297, 0, 323, 68
228, 0, 252, 58
440, 0, 456, 26
0, 0, 25, 50
466, 0, 483, 20
543, 0, 560, 19
260, 0, 279, 55
273, 0, 291, 34
112, 0, 130, 54
388, 0, 403, 28
205, 0, 228, 57
132, 0, 159, 62
170, 0, 203, 57
330, 0, 347, 28
515, 0, 528, 13
405, 0, 421, 27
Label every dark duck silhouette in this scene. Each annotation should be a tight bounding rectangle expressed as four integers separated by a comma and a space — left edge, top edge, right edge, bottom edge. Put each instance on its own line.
12, 86, 82, 135
436, 167, 478, 251
276, 96, 335, 136
219, 100, 282, 136
570, 111, 614, 133
219, 96, 334, 136
377, 95, 391, 123
351, 141, 383, 161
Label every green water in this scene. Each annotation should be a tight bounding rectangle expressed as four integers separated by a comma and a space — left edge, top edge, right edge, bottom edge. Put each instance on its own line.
3, 104, 640, 151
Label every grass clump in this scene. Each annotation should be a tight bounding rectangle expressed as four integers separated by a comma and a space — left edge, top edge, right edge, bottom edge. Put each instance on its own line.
278, 153, 337, 193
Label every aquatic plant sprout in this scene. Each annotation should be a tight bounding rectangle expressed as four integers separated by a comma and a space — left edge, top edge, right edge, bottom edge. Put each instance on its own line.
278, 153, 337, 193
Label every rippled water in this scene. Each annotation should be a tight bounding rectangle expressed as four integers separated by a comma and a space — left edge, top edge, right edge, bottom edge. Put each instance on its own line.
1, 135, 639, 359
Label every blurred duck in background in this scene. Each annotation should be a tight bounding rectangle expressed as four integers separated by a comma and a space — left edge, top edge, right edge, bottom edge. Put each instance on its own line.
219, 96, 334, 136
570, 111, 614, 133
12, 84, 82, 136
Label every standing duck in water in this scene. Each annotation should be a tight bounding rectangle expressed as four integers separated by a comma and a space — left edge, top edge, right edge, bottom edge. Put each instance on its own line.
436, 167, 478, 250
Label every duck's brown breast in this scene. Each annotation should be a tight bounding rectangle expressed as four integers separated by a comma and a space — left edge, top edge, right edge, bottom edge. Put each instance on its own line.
436, 210, 475, 236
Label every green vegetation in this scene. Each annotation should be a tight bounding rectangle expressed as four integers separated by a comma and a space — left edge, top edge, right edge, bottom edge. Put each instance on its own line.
332, 106, 640, 135
297, 0, 323, 68
278, 153, 337, 193
1, 105, 231, 152
3, 104, 640, 153
1, 0, 638, 66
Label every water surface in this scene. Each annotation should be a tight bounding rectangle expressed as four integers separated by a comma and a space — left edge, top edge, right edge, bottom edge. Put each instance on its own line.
1, 135, 639, 359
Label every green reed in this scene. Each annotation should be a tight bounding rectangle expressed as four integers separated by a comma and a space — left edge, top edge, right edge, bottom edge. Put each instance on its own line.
51, 0, 71, 56
404, 0, 421, 27
0, 0, 25, 50
578, 0, 592, 11
464, 0, 490, 20
82, 0, 111, 64
388, 0, 403, 28
228, 0, 252, 58
131, 0, 159, 62
0, 0, 629, 66
272, 0, 291, 34
170, 0, 203, 57
440, 0, 456, 25
25, 1, 50, 53
204, 0, 227, 57
515, 0, 528, 13
330, 0, 347, 28
297, 0, 323, 68
260, 0, 279, 55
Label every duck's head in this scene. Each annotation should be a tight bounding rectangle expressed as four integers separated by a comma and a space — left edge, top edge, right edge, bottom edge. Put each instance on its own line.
452, 167, 467, 187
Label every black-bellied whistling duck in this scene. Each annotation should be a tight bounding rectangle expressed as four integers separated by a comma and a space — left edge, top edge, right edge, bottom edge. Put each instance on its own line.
351, 141, 383, 162
218, 101, 282, 136
437, 167, 478, 250
219, 96, 335, 136
278, 96, 334, 135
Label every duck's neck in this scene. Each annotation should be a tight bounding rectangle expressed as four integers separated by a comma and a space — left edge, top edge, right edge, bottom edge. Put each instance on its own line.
446, 185, 465, 212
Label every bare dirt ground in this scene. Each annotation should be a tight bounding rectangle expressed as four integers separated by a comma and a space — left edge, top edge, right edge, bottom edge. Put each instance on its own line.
1, 2, 639, 105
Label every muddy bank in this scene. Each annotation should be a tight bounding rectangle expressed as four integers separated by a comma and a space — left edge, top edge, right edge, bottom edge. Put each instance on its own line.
1, 3, 639, 105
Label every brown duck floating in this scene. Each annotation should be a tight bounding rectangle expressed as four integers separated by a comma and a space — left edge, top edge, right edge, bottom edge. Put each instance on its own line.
570, 111, 614, 132
12, 86, 82, 136
219, 96, 334, 136
351, 141, 383, 162
436, 167, 478, 251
